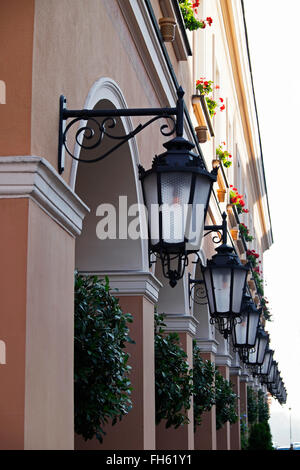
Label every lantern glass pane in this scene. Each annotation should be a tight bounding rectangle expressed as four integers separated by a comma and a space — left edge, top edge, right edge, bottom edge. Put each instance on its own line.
261, 350, 271, 375
232, 269, 247, 313
142, 172, 159, 246
160, 172, 192, 244
257, 336, 268, 364
247, 311, 259, 347
212, 268, 231, 313
203, 268, 215, 314
233, 313, 248, 345
185, 174, 211, 251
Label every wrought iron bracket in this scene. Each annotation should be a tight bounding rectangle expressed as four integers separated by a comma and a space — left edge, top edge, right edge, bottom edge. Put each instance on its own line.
188, 273, 207, 308
188, 212, 228, 307
203, 211, 228, 245
58, 87, 186, 174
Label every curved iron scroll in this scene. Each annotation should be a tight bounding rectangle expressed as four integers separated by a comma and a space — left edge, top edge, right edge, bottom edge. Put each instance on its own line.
62, 114, 176, 165
58, 91, 184, 174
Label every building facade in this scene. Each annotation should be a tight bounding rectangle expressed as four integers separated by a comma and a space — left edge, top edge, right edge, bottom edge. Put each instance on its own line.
0, 0, 282, 450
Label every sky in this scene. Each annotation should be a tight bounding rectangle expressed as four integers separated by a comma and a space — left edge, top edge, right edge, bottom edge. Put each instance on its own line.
243, 0, 300, 447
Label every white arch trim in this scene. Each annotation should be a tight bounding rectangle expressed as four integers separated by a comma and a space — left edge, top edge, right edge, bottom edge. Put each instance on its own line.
70, 77, 149, 271
70, 77, 140, 190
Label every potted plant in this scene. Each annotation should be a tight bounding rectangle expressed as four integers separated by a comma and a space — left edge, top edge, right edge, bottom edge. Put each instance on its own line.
217, 188, 226, 202
196, 78, 226, 118
159, 17, 177, 42
216, 142, 232, 168
239, 223, 254, 242
229, 186, 249, 214
230, 228, 239, 240
179, 1, 213, 31
195, 124, 208, 143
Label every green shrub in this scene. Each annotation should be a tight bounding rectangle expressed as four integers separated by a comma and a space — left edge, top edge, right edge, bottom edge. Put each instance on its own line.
74, 273, 133, 442
193, 342, 215, 427
215, 370, 238, 430
155, 314, 193, 428
247, 387, 258, 424
258, 390, 270, 423
248, 422, 273, 450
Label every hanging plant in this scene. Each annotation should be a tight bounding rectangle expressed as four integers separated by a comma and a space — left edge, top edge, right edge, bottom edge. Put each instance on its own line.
239, 223, 254, 242
215, 370, 238, 430
74, 273, 133, 443
196, 78, 226, 118
261, 297, 272, 321
246, 249, 260, 267
216, 142, 232, 168
193, 342, 215, 427
229, 186, 249, 214
179, 1, 213, 31
154, 313, 193, 428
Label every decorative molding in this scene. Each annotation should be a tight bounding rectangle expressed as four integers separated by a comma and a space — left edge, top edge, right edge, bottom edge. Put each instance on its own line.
215, 353, 232, 368
159, 0, 190, 61
230, 366, 242, 377
195, 338, 219, 355
118, 0, 176, 106
79, 270, 162, 304
162, 314, 198, 336
0, 156, 89, 236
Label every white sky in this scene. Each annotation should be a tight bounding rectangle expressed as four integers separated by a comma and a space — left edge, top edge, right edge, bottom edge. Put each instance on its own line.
243, 0, 300, 447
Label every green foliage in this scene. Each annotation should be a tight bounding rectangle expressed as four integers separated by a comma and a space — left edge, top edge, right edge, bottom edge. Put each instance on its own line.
258, 390, 270, 423
155, 314, 193, 428
240, 414, 249, 450
247, 387, 258, 424
216, 143, 232, 168
215, 370, 238, 430
74, 273, 133, 443
193, 342, 215, 427
179, 0, 205, 31
205, 96, 218, 117
247, 422, 273, 450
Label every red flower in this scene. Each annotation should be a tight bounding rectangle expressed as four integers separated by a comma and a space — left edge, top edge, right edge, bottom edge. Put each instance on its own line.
229, 154, 232, 158
219, 97, 224, 103
206, 17, 213, 26
215, 85, 220, 89
220, 105, 225, 111
243, 209, 249, 213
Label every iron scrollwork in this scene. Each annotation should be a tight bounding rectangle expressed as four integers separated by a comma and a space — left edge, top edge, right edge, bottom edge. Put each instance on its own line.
58, 90, 183, 174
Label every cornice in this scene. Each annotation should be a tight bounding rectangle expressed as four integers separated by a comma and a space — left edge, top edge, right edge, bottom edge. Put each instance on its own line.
0, 156, 89, 236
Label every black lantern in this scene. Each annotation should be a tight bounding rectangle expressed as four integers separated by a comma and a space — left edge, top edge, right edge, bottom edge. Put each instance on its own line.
246, 327, 268, 367
201, 244, 249, 321
266, 359, 277, 388
232, 293, 260, 357
259, 347, 274, 380
140, 135, 217, 287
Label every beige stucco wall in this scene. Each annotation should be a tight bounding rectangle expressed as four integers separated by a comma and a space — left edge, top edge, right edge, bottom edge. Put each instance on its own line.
24, 199, 75, 449
31, 0, 184, 185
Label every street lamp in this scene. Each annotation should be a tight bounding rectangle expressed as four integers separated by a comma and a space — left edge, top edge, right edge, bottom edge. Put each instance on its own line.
259, 347, 274, 380
246, 327, 268, 367
139, 134, 217, 287
232, 292, 260, 358
201, 241, 249, 324
58, 87, 218, 287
